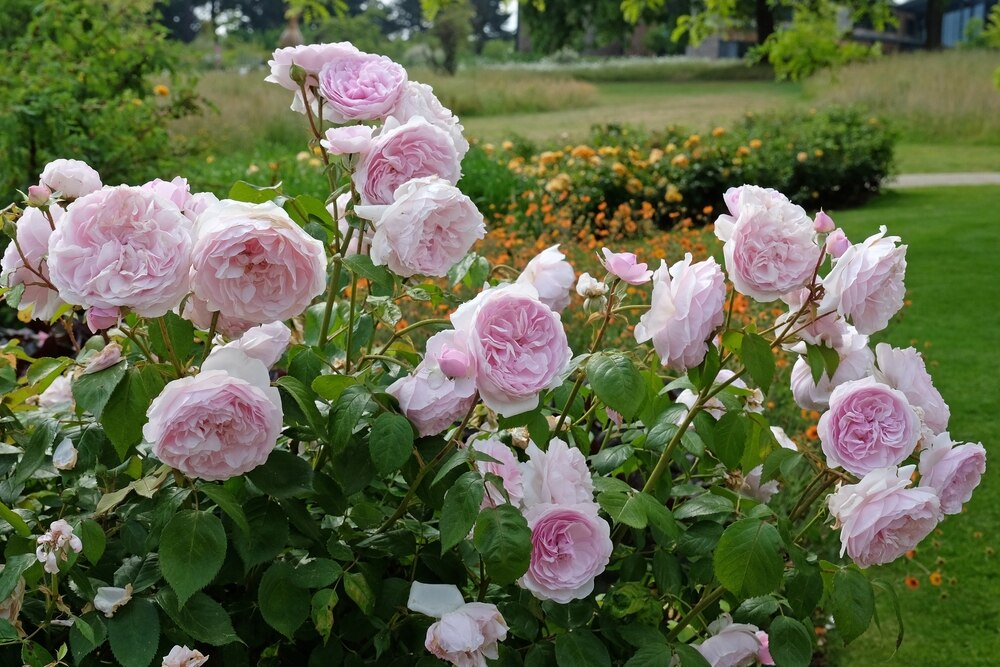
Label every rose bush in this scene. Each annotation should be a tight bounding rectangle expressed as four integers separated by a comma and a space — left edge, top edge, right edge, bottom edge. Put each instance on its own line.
0, 42, 985, 667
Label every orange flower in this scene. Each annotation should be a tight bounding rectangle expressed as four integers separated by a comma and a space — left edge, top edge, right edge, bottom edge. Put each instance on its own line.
153, 84, 170, 96
904, 576, 919, 590
749, 138, 763, 150
929, 571, 943, 586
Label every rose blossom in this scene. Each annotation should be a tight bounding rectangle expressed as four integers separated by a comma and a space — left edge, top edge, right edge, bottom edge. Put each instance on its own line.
516, 245, 575, 313
828, 466, 941, 567
720, 185, 788, 220
318, 52, 407, 121
576, 272, 608, 299
213, 321, 291, 369
676, 369, 762, 424
599, 248, 652, 285
94, 584, 132, 618
918, 432, 986, 515
873, 343, 950, 434
425, 602, 508, 667
36, 519, 83, 574
814, 210, 836, 233
27, 184, 51, 206
181, 295, 256, 339
820, 226, 906, 335
162, 645, 209, 667
469, 437, 523, 508
321, 126, 374, 156
714, 195, 821, 302
48, 186, 193, 317
520, 503, 612, 603
355, 177, 485, 278
142, 176, 191, 211
37, 374, 73, 410
52, 438, 78, 471
390, 81, 470, 157
519, 438, 595, 509
82, 342, 123, 375
818, 377, 921, 476
144, 347, 282, 481
38, 159, 102, 200
266, 41, 361, 121
451, 283, 570, 416
354, 117, 462, 205
1, 205, 67, 320
86, 306, 121, 333
756, 631, 775, 665
790, 329, 874, 411
634, 253, 726, 371
825, 228, 851, 258
189, 200, 327, 331
695, 614, 769, 667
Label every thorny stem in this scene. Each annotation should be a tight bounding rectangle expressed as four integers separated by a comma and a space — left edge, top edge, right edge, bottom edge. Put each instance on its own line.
666, 585, 726, 642
157, 317, 185, 376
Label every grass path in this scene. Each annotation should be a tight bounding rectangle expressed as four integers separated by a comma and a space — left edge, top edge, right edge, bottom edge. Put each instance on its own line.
828, 186, 1000, 666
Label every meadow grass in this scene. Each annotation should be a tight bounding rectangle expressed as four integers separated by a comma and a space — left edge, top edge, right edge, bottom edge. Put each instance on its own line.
826, 186, 1000, 666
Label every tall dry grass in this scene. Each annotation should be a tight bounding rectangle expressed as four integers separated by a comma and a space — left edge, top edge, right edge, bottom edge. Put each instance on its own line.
807, 49, 1000, 143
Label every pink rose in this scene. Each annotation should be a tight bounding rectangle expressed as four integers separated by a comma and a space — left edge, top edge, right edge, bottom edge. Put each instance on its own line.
519, 438, 594, 509
634, 253, 726, 371
696, 614, 767, 667
354, 117, 462, 205
790, 329, 874, 411
451, 283, 570, 417
425, 602, 508, 667
820, 226, 906, 335
814, 209, 835, 233
142, 176, 191, 211
516, 245, 575, 313
828, 466, 940, 567
321, 126, 374, 156
37, 374, 73, 410
918, 432, 986, 515
756, 631, 775, 665
214, 321, 291, 369
38, 159, 102, 200
600, 248, 652, 285
677, 369, 761, 423
35, 519, 83, 574
520, 504, 612, 603
819, 377, 921, 476
189, 200, 327, 332
181, 296, 256, 339
825, 229, 851, 258
82, 342, 123, 375
318, 52, 407, 121
27, 184, 52, 206
86, 306, 121, 332
469, 437, 524, 508
873, 343, 950, 434
266, 42, 361, 90
48, 186, 193, 317
740, 466, 779, 503
144, 347, 282, 481
162, 645, 209, 667
390, 81, 470, 157
355, 177, 484, 278
1, 205, 67, 320
721, 185, 788, 219
715, 196, 820, 302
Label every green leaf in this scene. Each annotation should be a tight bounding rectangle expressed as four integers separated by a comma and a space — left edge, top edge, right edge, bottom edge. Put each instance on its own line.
0, 554, 36, 601
21, 642, 55, 667
311, 588, 338, 643
597, 490, 647, 529
785, 564, 824, 619
246, 449, 314, 498
587, 352, 646, 420
343, 570, 375, 615
733, 596, 779, 627
233, 498, 289, 570
342, 254, 394, 292
78, 519, 106, 564
69, 613, 106, 663
625, 644, 673, 667
635, 493, 679, 540
276, 375, 325, 436
0, 618, 18, 642
157, 588, 240, 646
102, 366, 164, 460
229, 180, 282, 203
872, 579, 905, 652
197, 484, 250, 535
741, 333, 775, 393
713, 412, 746, 469
369, 412, 415, 475
805, 343, 827, 384
293, 559, 343, 589
761, 448, 801, 483
312, 374, 357, 402
72, 360, 127, 419
0, 500, 31, 537
108, 597, 159, 667
830, 568, 874, 645
674, 493, 734, 521
473, 504, 531, 585
653, 551, 682, 596
554, 630, 612, 667
26, 356, 71, 386
148, 312, 195, 363
440, 471, 486, 552
713, 518, 784, 597
673, 643, 711, 666
12, 418, 58, 485
769, 616, 812, 667
259, 562, 310, 639
160, 510, 227, 606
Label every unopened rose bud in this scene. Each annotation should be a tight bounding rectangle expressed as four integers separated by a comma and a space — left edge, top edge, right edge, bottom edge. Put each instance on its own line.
86, 306, 121, 332
814, 210, 835, 233
437, 347, 472, 379
825, 229, 851, 258
289, 63, 308, 87
27, 185, 52, 207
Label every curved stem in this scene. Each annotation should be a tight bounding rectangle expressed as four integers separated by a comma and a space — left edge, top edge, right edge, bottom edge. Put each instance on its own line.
375, 318, 451, 356
319, 258, 343, 350
667, 585, 726, 642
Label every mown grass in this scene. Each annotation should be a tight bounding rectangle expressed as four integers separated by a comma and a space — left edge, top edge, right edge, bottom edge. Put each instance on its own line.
826, 186, 1000, 666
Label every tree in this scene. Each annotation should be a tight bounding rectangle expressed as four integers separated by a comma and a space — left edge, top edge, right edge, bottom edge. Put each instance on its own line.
430, 0, 474, 73
470, 0, 511, 52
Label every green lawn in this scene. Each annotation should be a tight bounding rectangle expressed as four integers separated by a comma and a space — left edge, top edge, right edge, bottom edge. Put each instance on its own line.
895, 143, 1000, 174
827, 186, 1000, 665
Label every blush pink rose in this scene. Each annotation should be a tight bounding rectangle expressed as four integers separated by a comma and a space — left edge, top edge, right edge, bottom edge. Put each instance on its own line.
516, 245, 575, 313
144, 347, 282, 481
820, 226, 906, 335
451, 283, 570, 417
35, 519, 82, 574
142, 176, 191, 211
520, 503, 612, 603
213, 321, 291, 369
86, 306, 121, 332
873, 343, 950, 434
425, 602, 508, 667
790, 329, 874, 411
828, 465, 940, 567
189, 200, 327, 332
181, 295, 256, 339
756, 631, 775, 665
721, 184, 788, 219
470, 437, 524, 508
321, 126, 374, 156
354, 176, 485, 278
266, 42, 362, 121
600, 248, 652, 285
825, 228, 851, 258
38, 159, 102, 200
390, 81, 470, 157
918, 432, 986, 515
162, 645, 209, 667
82, 342, 123, 375
354, 117, 462, 205
814, 209, 835, 233
519, 438, 595, 509
635, 253, 726, 371
48, 186, 193, 317
1, 205, 67, 320
27, 184, 52, 206
715, 196, 821, 303
696, 614, 767, 667
318, 52, 407, 121
818, 377, 921, 476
